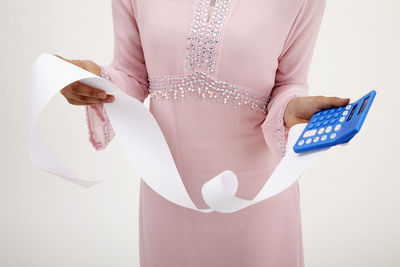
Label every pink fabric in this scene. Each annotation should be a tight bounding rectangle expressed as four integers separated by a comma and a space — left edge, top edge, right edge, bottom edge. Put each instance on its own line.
85, 0, 326, 265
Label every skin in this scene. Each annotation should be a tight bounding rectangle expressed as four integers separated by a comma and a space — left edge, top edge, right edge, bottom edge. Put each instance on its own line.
55, 54, 115, 105
284, 95, 350, 129
55, 54, 350, 130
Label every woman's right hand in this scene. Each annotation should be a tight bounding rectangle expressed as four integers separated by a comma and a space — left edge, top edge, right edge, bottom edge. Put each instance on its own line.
55, 54, 115, 106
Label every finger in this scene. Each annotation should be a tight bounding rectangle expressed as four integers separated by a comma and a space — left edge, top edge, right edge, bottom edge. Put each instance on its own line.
317, 96, 350, 109
66, 98, 87, 106
64, 81, 108, 100
53, 54, 63, 60
75, 94, 114, 104
53, 54, 80, 67
70, 94, 113, 104
53, 54, 71, 63
66, 98, 108, 106
72, 81, 110, 99
62, 88, 114, 104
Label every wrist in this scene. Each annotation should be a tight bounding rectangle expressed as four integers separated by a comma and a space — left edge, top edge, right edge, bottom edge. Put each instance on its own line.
88, 62, 101, 77
81, 60, 101, 77
283, 98, 296, 129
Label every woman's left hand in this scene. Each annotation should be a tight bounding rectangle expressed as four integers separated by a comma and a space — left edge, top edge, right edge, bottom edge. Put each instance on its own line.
283, 96, 351, 129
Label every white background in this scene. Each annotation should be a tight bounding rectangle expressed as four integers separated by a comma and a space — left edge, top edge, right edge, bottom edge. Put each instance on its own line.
1, 0, 399, 266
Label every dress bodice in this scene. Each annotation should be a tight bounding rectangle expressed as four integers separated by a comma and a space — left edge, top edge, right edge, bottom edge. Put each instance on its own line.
86, 0, 327, 205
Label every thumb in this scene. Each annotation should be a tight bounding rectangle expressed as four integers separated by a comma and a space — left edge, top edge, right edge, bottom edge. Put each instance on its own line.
53, 54, 64, 60
318, 96, 350, 109
53, 54, 72, 64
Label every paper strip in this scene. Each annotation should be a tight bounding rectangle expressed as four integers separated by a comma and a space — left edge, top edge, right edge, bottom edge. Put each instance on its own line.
29, 53, 341, 213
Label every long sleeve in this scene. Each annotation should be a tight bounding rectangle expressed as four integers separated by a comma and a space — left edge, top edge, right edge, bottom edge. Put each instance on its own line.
261, 0, 326, 157
85, 0, 150, 151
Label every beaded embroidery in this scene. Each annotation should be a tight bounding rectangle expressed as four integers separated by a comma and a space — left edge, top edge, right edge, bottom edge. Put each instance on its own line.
276, 94, 302, 157
146, 0, 271, 114
148, 70, 270, 114
84, 66, 114, 150
185, 0, 233, 74
100, 65, 111, 81
99, 66, 114, 147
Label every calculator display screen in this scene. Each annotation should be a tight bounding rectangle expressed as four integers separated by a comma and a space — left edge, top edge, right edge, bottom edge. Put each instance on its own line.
358, 96, 370, 115
347, 104, 357, 121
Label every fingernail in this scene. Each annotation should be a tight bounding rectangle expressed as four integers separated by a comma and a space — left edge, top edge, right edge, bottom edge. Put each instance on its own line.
107, 95, 114, 102
98, 92, 106, 98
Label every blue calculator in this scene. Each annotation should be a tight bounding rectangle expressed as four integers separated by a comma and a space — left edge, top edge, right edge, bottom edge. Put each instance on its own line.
293, 90, 376, 153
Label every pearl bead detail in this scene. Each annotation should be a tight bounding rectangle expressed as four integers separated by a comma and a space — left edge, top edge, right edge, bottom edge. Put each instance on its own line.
148, 70, 270, 114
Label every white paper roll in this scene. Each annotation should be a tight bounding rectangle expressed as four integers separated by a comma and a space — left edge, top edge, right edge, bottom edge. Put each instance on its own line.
29, 53, 340, 213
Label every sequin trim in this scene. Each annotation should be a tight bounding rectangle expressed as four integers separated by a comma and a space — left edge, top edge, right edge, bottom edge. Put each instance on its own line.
85, 105, 103, 150
100, 65, 111, 81
148, 70, 270, 114
277, 94, 301, 157
84, 66, 114, 150
102, 109, 114, 147
180, 0, 270, 114
185, 0, 233, 74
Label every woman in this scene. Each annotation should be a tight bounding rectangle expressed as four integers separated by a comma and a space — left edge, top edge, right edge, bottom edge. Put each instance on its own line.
58, 0, 349, 266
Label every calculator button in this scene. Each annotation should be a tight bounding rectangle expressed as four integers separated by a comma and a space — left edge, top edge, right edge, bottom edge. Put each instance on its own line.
306, 138, 312, 144
333, 113, 340, 118
315, 112, 321, 117
307, 123, 314, 129
330, 119, 336, 124
337, 107, 343, 111
313, 136, 319, 143
329, 109, 335, 114
303, 129, 317, 138
325, 126, 332, 133
311, 118, 318, 123
330, 133, 336, 139
321, 135, 327, 141
318, 128, 325, 135
334, 124, 341, 131
326, 115, 332, 119
345, 104, 352, 110
318, 116, 325, 121
322, 110, 329, 115
342, 110, 348, 116
323, 121, 329, 126
339, 116, 346, 122
315, 122, 321, 127
298, 139, 305, 146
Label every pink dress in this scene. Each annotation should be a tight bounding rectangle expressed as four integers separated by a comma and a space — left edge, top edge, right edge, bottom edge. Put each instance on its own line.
85, 0, 326, 265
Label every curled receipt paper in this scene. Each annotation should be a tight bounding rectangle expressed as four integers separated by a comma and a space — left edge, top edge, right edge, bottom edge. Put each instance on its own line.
29, 53, 343, 213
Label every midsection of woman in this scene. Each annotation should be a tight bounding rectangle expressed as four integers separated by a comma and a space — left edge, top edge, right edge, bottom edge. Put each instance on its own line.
137, 0, 322, 207
83, 0, 327, 266
149, 88, 281, 208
